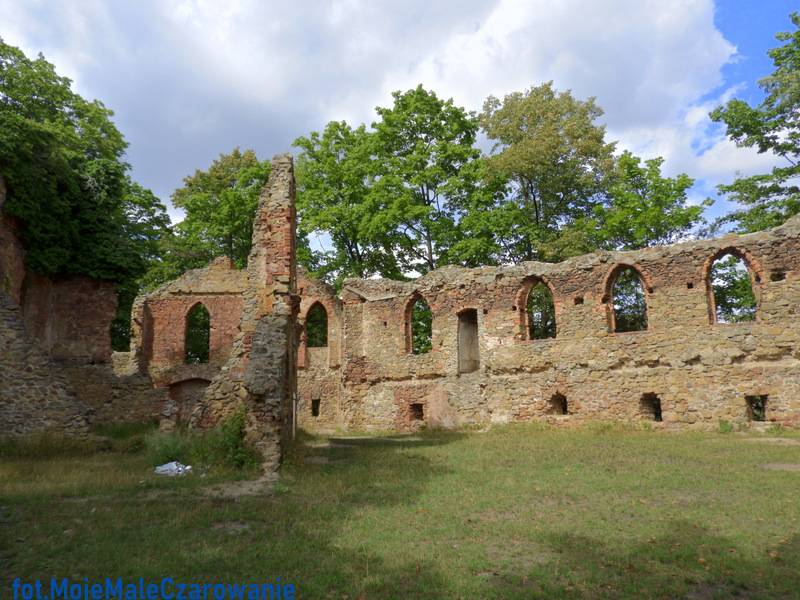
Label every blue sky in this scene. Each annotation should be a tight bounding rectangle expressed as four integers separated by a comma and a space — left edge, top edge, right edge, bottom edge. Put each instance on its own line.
0, 1, 795, 230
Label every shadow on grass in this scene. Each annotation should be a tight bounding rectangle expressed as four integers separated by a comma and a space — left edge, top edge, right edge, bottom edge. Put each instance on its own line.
1, 430, 467, 599
485, 521, 800, 599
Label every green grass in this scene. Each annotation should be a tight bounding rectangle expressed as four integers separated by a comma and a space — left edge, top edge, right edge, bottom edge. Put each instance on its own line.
2, 425, 800, 599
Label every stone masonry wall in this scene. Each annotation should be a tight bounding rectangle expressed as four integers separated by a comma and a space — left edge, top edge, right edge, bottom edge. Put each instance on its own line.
0, 291, 90, 435
295, 269, 342, 432
294, 217, 800, 433
1, 175, 153, 435
188, 155, 298, 471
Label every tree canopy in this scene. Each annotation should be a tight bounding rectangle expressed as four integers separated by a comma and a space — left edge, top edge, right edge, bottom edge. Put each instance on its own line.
0, 38, 169, 284
711, 12, 800, 232
477, 83, 617, 263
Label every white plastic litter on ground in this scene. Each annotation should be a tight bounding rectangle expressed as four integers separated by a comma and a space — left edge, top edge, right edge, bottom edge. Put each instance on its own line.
154, 461, 192, 476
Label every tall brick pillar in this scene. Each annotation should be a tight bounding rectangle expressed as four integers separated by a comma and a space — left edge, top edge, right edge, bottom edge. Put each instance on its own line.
190, 154, 299, 472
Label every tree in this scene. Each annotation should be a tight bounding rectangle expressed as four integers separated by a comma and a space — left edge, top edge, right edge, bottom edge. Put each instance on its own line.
111, 179, 171, 349
0, 38, 143, 280
171, 148, 270, 269
575, 151, 709, 250
371, 85, 483, 274
294, 121, 401, 284
479, 82, 616, 263
710, 12, 800, 232
0, 39, 171, 350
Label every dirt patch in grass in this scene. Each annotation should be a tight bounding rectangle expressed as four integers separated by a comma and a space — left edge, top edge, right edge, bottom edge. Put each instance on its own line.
202, 474, 277, 499
742, 437, 800, 446
761, 463, 800, 472
212, 520, 251, 534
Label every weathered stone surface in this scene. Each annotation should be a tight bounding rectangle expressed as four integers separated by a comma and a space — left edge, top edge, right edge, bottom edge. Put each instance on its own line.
0, 291, 90, 435
291, 215, 800, 433
123, 161, 800, 472
183, 155, 298, 472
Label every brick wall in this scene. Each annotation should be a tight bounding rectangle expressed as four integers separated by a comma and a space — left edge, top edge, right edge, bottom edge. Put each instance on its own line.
294, 218, 800, 433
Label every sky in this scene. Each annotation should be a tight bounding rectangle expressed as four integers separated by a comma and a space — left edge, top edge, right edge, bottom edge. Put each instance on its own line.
0, 0, 796, 227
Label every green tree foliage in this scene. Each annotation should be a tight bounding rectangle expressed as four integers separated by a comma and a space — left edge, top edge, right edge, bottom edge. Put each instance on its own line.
111, 180, 171, 349
144, 148, 316, 291
611, 268, 648, 333
526, 282, 556, 339
295, 86, 487, 282
576, 151, 708, 250
185, 303, 210, 364
410, 298, 433, 354
172, 148, 270, 269
478, 82, 617, 263
711, 12, 800, 232
294, 121, 401, 283
305, 303, 328, 347
0, 40, 171, 351
0, 39, 169, 283
710, 254, 757, 323
371, 85, 483, 274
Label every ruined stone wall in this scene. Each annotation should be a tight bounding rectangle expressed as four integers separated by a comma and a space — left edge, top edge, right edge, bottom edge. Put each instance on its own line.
132, 256, 247, 382
0, 177, 26, 303
0, 175, 149, 435
294, 218, 800, 432
189, 155, 298, 471
295, 269, 343, 431
0, 291, 90, 435
20, 273, 117, 363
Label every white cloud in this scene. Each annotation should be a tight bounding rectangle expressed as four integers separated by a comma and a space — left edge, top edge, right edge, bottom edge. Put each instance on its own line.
0, 0, 783, 220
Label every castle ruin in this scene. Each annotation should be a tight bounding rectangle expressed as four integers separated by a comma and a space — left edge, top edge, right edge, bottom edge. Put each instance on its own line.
3, 154, 800, 470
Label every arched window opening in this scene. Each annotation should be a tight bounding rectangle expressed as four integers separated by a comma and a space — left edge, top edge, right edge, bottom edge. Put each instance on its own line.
306, 303, 329, 347
407, 296, 432, 355
526, 282, 556, 339
709, 252, 757, 323
610, 267, 648, 333
549, 393, 568, 415
457, 309, 480, 374
185, 303, 210, 364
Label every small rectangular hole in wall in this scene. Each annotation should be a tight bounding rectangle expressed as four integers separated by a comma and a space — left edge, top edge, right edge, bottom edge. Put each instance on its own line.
746, 395, 767, 421
483, 308, 488, 315
457, 309, 480, 374
549, 393, 568, 415
410, 403, 424, 421
574, 296, 584, 305
311, 399, 320, 417
640, 393, 662, 422
687, 282, 694, 289
771, 271, 786, 282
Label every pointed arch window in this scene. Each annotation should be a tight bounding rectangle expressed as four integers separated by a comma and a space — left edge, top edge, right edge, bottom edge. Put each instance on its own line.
608, 266, 648, 333
707, 250, 758, 323
185, 303, 210, 364
406, 295, 432, 355
306, 302, 329, 347
525, 280, 556, 339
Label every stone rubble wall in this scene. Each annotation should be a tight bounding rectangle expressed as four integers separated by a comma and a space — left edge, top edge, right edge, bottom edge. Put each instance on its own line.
188, 155, 298, 472
1, 175, 161, 435
294, 217, 800, 432
0, 291, 90, 435
295, 269, 343, 432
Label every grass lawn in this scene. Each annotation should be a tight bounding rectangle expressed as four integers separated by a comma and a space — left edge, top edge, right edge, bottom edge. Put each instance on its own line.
2, 424, 800, 599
